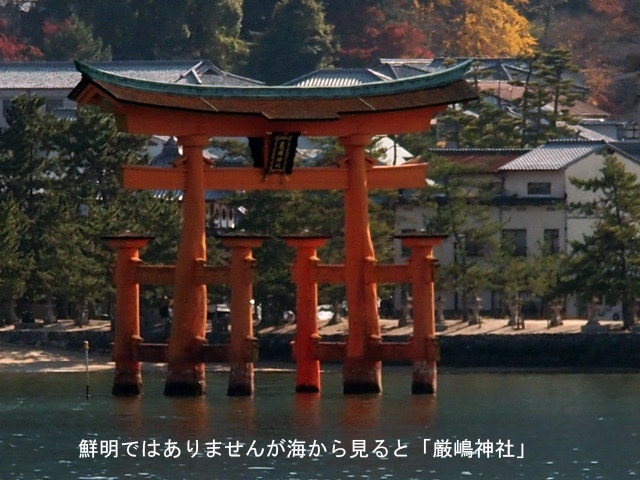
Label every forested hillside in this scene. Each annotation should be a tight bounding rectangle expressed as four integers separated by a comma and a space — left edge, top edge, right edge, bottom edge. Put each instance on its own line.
0, 0, 638, 108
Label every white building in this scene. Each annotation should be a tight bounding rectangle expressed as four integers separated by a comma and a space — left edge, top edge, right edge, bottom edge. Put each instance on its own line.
395, 140, 640, 318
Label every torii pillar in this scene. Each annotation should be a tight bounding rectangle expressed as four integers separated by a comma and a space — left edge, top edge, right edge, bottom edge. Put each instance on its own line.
69, 58, 478, 397
164, 135, 209, 396
341, 135, 382, 394
106, 233, 153, 396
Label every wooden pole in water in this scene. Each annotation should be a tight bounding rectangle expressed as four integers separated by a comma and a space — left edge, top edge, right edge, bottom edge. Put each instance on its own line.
340, 135, 382, 394
165, 136, 209, 397
84, 340, 90, 399
285, 236, 327, 393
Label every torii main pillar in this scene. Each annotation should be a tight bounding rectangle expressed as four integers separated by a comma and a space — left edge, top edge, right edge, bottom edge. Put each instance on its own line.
164, 135, 209, 396
341, 135, 382, 394
70, 58, 477, 397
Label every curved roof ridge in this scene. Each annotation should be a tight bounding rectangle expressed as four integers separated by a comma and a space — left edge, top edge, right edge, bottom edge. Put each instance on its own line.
72, 59, 474, 101
545, 138, 606, 143
429, 147, 530, 152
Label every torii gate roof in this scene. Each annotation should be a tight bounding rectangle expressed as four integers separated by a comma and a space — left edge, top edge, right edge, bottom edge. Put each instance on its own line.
69, 60, 477, 137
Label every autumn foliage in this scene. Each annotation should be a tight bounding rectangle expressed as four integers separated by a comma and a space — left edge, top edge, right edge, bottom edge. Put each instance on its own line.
339, 7, 432, 65
0, 18, 41, 61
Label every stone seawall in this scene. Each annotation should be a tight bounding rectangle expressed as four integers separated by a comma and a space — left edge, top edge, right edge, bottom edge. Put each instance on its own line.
2, 330, 640, 370
256, 333, 640, 370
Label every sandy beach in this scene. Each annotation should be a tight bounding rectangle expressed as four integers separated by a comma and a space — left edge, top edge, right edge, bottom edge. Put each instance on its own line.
0, 317, 625, 373
0, 343, 115, 373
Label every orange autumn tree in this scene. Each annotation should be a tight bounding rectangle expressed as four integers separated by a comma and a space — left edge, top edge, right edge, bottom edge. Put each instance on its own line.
416, 0, 536, 57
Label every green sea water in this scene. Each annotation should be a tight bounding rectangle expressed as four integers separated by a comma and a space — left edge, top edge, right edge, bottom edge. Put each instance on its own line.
0, 368, 638, 480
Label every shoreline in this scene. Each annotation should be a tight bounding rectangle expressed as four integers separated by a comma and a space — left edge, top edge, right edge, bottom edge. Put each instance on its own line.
2, 342, 640, 375
2, 317, 640, 374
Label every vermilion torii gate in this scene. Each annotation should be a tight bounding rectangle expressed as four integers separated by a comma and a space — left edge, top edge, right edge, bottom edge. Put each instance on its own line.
70, 60, 477, 397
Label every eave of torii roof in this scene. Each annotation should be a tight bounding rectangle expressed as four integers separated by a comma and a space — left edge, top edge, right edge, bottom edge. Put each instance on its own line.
69, 60, 478, 137
72, 59, 473, 100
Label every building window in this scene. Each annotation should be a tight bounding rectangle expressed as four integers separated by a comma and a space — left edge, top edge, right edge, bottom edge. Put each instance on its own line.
527, 182, 551, 195
544, 229, 560, 254
502, 229, 527, 256
45, 98, 64, 113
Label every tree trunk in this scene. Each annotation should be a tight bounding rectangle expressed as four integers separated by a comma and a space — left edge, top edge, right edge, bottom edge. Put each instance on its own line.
5, 298, 19, 325
622, 300, 635, 330
461, 289, 469, 323
75, 300, 89, 327
44, 297, 56, 325
328, 300, 342, 326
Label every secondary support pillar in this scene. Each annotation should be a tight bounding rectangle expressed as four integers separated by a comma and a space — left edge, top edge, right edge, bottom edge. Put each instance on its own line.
340, 135, 382, 394
165, 136, 209, 397
285, 235, 328, 393
400, 235, 445, 395
105, 233, 153, 396
223, 235, 264, 397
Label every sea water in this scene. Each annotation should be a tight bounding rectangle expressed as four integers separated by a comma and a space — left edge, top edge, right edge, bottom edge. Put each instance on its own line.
0, 368, 638, 480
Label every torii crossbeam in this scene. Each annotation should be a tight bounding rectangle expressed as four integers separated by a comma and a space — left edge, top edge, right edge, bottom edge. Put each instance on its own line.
70, 60, 477, 396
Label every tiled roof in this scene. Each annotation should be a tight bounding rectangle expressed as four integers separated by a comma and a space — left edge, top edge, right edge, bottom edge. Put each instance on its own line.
498, 140, 606, 171
377, 58, 530, 82
376, 57, 589, 89
612, 141, 640, 161
582, 119, 628, 126
478, 81, 524, 102
372, 64, 434, 80
283, 68, 391, 87
0, 60, 261, 90
567, 124, 617, 142
542, 100, 610, 119
428, 147, 530, 172
71, 60, 477, 122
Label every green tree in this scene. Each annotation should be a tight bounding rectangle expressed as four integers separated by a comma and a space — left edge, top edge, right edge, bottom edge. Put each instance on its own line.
0, 96, 63, 306
439, 100, 522, 148
246, 0, 337, 84
421, 156, 501, 321
41, 14, 111, 61
566, 155, 640, 329
30, 0, 247, 68
537, 48, 582, 131
0, 195, 33, 324
229, 184, 396, 325
510, 48, 581, 145
56, 106, 148, 204
54, 106, 186, 317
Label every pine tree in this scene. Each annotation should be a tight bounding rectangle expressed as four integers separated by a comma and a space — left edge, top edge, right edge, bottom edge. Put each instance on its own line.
421, 156, 501, 321
41, 14, 112, 61
567, 155, 640, 329
0, 196, 33, 324
0, 96, 62, 307
245, 0, 337, 84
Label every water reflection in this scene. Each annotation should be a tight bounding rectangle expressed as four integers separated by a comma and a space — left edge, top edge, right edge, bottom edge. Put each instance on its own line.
405, 395, 437, 428
170, 397, 208, 438
342, 395, 382, 435
225, 397, 255, 437
293, 392, 321, 431
114, 396, 144, 436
